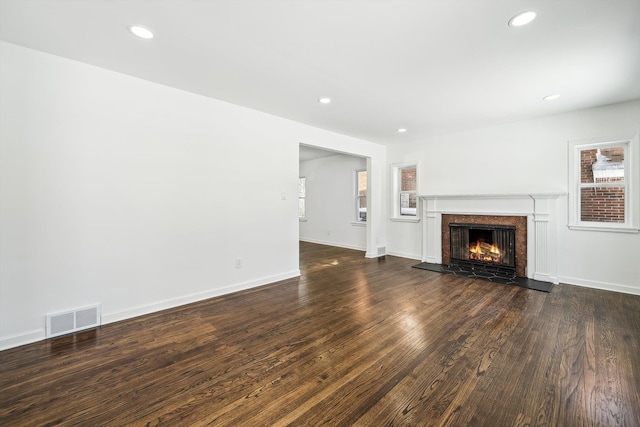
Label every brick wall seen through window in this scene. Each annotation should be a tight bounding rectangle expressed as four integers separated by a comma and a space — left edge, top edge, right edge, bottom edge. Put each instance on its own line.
579, 147, 625, 223
399, 166, 417, 216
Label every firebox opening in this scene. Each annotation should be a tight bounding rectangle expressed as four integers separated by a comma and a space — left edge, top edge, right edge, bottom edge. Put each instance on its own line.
450, 223, 516, 273
468, 229, 498, 262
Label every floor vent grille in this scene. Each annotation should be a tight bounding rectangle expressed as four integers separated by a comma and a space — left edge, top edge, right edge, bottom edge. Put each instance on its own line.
46, 304, 101, 338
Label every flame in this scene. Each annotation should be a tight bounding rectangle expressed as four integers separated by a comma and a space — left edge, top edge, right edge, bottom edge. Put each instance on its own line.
469, 240, 501, 262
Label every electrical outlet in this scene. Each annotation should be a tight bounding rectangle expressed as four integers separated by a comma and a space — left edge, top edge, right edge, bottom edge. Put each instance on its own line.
235, 258, 243, 269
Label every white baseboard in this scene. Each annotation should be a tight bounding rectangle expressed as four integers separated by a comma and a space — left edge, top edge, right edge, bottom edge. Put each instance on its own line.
299, 238, 366, 252
0, 270, 301, 352
0, 328, 45, 351
102, 270, 301, 325
365, 252, 383, 258
558, 275, 640, 296
534, 273, 559, 284
386, 250, 422, 260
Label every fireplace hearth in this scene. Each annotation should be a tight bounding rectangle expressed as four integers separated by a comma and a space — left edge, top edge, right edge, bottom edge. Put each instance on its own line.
415, 213, 551, 291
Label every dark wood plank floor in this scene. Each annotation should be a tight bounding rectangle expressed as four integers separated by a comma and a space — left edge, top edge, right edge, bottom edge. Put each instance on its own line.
1, 242, 639, 426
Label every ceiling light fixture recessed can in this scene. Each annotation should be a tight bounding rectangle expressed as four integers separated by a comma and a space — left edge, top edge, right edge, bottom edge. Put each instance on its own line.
397, 128, 407, 133
318, 97, 331, 104
508, 11, 537, 27
130, 26, 154, 39
543, 94, 561, 101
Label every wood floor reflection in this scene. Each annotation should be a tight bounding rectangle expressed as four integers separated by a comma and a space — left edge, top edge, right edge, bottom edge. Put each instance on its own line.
1, 242, 639, 426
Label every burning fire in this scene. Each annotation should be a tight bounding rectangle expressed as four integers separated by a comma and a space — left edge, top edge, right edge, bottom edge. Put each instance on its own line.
469, 240, 501, 262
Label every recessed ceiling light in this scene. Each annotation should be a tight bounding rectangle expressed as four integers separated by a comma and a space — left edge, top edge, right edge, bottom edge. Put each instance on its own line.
508, 11, 537, 27
543, 94, 561, 101
397, 128, 407, 133
318, 97, 331, 104
130, 26, 154, 39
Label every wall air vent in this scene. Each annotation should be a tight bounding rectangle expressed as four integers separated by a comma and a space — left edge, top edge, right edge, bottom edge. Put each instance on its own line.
378, 246, 386, 256
46, 304, 101, 338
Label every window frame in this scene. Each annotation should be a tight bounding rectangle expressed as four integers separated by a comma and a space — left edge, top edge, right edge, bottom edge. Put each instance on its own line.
390, 162, 420, 222
298, 176, 306, 221
355, 169, 367, 223
568, 136, 639, 233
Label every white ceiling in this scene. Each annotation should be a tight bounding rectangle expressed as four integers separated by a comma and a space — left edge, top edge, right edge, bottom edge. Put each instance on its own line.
1, 0, 639, 146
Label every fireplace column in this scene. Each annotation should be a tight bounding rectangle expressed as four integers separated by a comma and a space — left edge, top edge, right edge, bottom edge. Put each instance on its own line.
531, 195, 560, 284
422, 196, 441, 265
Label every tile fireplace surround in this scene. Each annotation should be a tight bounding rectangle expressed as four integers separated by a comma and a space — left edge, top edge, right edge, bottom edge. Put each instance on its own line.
420, 194, 565, 284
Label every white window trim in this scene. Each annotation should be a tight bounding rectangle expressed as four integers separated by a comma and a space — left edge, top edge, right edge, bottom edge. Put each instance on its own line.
568, 136, 639, 233
390, 162, 420, 223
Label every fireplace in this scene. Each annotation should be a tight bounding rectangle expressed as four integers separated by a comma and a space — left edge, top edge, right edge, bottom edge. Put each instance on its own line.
449, 223, 516, 274
420, 194, 564, 284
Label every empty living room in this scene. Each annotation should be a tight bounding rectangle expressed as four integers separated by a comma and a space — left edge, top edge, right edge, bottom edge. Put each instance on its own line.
1, 1, 639, 426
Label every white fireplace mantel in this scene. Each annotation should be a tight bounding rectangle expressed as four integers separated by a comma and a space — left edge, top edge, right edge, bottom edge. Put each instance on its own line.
419, 193, 566, 284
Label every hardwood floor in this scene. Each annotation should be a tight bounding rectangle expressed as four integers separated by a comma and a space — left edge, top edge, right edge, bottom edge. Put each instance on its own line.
1, 242, 639, 426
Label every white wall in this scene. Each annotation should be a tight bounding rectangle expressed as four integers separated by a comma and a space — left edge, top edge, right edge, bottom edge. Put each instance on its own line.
299, 154, 367, 250
4, 40, 635, 352
0, 42, 386, 349
387, 100, 640, 295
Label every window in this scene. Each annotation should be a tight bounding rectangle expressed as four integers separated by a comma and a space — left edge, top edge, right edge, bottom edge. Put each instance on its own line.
399, 166, 417, 217
355, 170, 367, 222
391, 163, 419, 221
298, 177, 306, 219
569, 137, 638, 232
